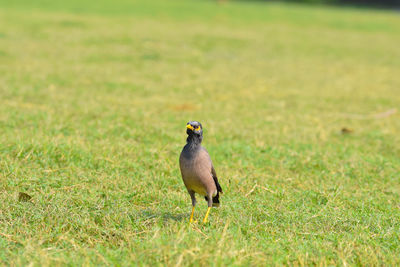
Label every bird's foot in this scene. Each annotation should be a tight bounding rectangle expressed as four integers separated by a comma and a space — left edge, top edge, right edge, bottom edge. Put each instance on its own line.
189, 219, 198, 224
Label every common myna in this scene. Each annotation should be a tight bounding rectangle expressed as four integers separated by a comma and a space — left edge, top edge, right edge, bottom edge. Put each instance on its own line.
179, 121, 223, 223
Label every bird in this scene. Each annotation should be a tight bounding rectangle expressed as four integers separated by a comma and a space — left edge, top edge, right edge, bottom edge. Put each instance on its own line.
179, 121, 223, 223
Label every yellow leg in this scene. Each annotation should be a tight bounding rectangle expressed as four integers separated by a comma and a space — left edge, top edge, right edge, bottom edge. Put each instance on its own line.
189, 206, 195, 222
203, 207, 212, 223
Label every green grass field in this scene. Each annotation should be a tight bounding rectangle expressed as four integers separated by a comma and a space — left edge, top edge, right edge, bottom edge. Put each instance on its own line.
1, 0, 400, 265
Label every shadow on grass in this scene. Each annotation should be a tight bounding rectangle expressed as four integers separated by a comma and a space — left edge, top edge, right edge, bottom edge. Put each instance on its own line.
140, 210, 188, 223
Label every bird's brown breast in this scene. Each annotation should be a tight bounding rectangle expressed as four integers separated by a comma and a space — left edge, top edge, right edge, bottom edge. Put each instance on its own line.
179, 148, 217, 197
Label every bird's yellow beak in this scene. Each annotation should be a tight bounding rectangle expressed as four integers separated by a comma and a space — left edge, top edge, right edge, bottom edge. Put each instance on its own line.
186, 124, 194, 131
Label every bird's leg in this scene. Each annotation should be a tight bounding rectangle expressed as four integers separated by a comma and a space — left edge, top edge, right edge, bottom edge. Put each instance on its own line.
189, 191, 196, 223
190, 206, 195, 223
203, 195, 213, 223
203, 207, 212, 223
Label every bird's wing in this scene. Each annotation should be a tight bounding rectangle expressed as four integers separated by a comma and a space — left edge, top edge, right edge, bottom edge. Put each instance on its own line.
211, 165, 223, 193
199, 147, 223, 194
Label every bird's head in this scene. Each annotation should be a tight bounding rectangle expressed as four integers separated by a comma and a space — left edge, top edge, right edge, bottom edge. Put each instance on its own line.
186, 121, 203, 137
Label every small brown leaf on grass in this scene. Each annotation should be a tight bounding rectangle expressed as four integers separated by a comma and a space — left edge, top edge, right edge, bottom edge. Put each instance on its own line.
341, 127, 353, 134
18, 192, 32, 202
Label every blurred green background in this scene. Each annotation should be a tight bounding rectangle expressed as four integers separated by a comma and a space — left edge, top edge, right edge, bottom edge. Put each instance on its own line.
1, 0, 399, 265
266, 0, 399, 8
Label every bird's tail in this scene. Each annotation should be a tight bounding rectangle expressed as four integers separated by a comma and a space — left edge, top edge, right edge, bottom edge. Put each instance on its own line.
212, 178, 222, 207
212, 192, 220, 207
205, 176, 223, 207
205, 194, 220, 207
205, 186, 222, 207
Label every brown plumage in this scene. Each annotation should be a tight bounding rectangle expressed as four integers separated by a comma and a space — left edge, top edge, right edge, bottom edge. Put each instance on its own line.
179, 121, 222, 223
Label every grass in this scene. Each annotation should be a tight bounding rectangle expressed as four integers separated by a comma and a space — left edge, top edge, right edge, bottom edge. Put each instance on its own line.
1, 0, 400, 265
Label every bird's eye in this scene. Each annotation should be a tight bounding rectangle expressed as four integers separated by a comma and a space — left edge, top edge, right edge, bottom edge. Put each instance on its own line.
195, 126, 201, 131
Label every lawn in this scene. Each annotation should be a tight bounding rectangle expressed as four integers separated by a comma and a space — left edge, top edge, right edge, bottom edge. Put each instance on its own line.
1, 0, 400, 265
